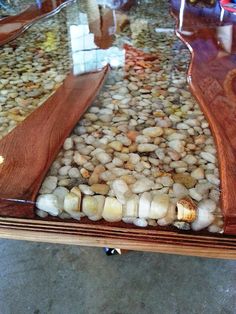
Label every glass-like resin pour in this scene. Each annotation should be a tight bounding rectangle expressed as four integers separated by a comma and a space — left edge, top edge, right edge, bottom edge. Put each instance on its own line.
0, 0, 223, 232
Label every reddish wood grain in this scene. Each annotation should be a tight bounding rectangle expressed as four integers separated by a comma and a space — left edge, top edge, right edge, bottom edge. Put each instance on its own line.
171, 0, 236, 234
0, 0, 74, 47
0, 65, 109, 218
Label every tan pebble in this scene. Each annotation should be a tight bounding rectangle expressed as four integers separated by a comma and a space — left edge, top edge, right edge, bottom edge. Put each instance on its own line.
8, 113, 25, 122
102, 197, 123, 222
106, 147, 114, 154
173, 173, 197, 189
70, 187, 81, 198
143, 127, 163, 137
120, 175, 136, 185
177, 197, 197, 222
212, 216, 224, 228
153, 137, 162, 145
90, 184, 109, 195
153, 111, 165, 117
137, 144, 157, 153
88, 165, 106, 185
128, 143, 137, 152
195, 135, 206, 145
191, 167, 205, 180
123, 195, 139, 218
82, 196, 98, 217
108, 141, 123, 151
148, 219, 158, 226
121, 147, 130, 153
73, 152, 88, 166
89, 195, 105, 221
163, 128, 175, 136
64, 192, 81, 212
124, 161, 135, 171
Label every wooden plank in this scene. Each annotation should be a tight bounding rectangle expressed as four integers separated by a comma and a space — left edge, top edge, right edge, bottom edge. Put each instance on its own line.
0, 0, 75, 47
0, 65, 109, 217
0, 227, 236, 259
171, 0, 236, 234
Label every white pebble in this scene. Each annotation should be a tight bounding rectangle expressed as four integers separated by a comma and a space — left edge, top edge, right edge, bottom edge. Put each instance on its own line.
112, 179, 132, 204
96, 152, 112, 164
183, 155, 197, 165
133, 218, 148, 228
53, 187, 69, 209
139, 192, 152, 218
156, 176, 173, 187
123, 195, 139, 218
63, 137, 73, 150
100, 171, 116, 181
58, 165, 71, 176
131, 178, 154, 193
78, 184, 94, 195
36, 194, 61, 216
206, 174, 220, 185
157, 203, 176, 226
200, 152, 216, 163
41, 176, 58, 193
189, 188, 203, 201
129, 153, 140, 165
173, 183, 189, 198
68, 167, 80, 178
191, 208, 214, 231
198, 199, 217, 213
168, 140, 185, 153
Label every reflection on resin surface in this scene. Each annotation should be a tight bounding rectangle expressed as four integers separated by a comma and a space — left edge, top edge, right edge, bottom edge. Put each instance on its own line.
0, 0, 225, 233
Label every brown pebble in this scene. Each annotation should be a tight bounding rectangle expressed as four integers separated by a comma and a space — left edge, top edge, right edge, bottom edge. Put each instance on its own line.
120, 175, 136, 185
88, 165, 106, 185
127, 130, 139, 142
173, 173, 197, 189
124, 161, 135, 171
128, 143, 137, 152
91, 184, 109, 195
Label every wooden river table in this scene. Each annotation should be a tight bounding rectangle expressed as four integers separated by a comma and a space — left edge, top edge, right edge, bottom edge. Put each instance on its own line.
0, 0, 236, 259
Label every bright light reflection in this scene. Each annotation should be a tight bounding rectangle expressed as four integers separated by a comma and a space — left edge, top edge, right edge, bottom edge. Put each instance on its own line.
0, 156, 4, 164
70, 24, 125, 75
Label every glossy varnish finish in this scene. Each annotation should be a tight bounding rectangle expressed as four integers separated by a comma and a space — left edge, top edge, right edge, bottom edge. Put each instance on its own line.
171, 0, 236, 234
0, 66, 109, 218
0, 0, 74, 47
0, 0, 235, 257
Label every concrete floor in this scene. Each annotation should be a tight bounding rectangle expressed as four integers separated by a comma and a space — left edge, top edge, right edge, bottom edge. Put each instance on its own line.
0, 240, 235, 314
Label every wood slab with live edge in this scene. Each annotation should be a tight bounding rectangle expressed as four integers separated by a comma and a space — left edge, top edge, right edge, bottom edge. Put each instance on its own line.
0, 65, 109, 218
0, 0, 74, 47
171, 0, 236, 235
